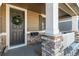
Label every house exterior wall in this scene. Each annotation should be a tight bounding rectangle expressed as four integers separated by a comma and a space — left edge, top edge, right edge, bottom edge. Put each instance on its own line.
59, 17, 72, 32
0, 3, 41, 48
0, 4, 6, 33
0, 7, 1, 33
0, 4, 6, 47
27, 10, 40, 31
9, 4, 41, 31
9, 4, 42, 31
1, 3, 41, 33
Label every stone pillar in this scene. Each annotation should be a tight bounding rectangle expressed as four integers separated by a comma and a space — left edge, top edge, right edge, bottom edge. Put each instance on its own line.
41, 3, 64, 56
41, 34, 64, 56
0, 35, 7, 52
72, 16, 79, 42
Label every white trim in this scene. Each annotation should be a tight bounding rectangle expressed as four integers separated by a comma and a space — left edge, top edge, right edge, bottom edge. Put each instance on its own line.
72, 16, 79, 31
8, 44, 26, 50
6, 4, 27, 50
59, 20, 72, 23
72, 16, 79, 20
59, 17, 72, 23
0, 33, 7, 36
27, 30, 45, 34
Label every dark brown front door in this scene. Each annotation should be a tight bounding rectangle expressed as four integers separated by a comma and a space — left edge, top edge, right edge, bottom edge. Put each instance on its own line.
10, 8, 25, 47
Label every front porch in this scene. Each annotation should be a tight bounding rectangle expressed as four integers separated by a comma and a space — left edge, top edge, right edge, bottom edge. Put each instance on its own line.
2, 42, 79, 56
0, 3, 79, 56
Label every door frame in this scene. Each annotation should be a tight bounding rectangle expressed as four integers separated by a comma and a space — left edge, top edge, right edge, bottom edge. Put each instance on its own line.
6, 4, 27, 50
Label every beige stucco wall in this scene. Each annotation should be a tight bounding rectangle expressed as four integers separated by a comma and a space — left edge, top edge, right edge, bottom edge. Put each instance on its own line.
0, 4, 6, 33
27, 10, 40, 31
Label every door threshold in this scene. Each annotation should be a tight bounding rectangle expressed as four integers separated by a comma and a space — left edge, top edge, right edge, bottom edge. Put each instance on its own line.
8, 44, 26, 50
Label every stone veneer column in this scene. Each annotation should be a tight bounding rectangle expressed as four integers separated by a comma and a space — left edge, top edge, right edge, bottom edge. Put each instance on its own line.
41, 3, 64, 56
41, 34, 64, 56
0, 35, 7, 52
72, 16, 79, 42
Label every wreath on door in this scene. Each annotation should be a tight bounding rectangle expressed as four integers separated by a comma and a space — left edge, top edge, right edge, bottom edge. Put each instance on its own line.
12, 15, 23, 25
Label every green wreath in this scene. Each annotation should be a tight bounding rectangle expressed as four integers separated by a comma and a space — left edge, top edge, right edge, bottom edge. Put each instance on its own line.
12, 15, 23, 25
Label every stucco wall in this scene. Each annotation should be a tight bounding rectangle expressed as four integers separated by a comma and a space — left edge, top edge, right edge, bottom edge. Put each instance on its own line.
27, 10, 40, 31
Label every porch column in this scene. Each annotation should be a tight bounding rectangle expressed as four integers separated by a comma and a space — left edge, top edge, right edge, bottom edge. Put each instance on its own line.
72, 16, 78, 31
46, 3, 59, 35
72, 16, 79, 42
41, 3, 64, 56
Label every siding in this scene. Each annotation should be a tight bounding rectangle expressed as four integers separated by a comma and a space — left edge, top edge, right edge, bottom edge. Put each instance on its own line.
0, 4, 6, 33
27, 10, 40, 31
0, 7, 2, 33
5, 4, 41, 31
0, 4, 6, 46
78, 20, 79, 30
0, 3, 41, 46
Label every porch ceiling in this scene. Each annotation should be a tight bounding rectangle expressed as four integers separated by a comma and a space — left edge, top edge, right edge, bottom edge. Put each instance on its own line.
59, 3, 79, 17
59, 3, 75, 16
59, 9, 71, 19
8, 3, 79, 19
9, 3, 45, 14
67, 3, 79, 15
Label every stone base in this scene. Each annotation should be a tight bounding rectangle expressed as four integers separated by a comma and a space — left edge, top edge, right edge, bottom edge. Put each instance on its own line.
74, 31, 79, 42
0, 35, 7, 53
64, 42, 79, 56
41, 34, 64, 56
27, 34, 41, 45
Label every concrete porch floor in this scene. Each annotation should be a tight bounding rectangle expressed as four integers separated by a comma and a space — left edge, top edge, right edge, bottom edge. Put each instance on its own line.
3, 43, 42, 56
2, 42, 79, 56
